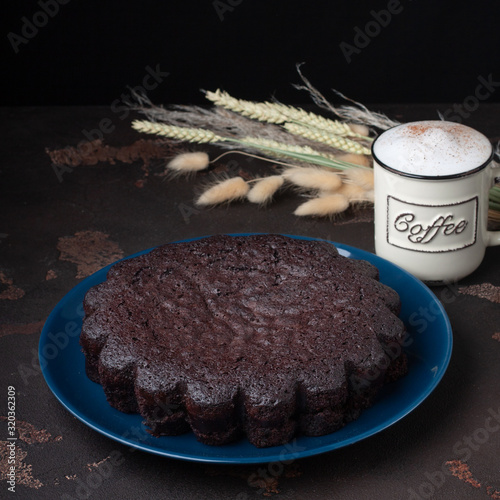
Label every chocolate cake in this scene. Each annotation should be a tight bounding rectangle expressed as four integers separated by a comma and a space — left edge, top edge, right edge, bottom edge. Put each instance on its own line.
80, 234, 407, 448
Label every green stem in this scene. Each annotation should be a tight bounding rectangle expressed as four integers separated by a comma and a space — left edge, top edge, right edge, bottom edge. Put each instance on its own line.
287, 118, 373, 142
489, 186, 500, 203
489, 200, 500, 211
225, 138, 370, 171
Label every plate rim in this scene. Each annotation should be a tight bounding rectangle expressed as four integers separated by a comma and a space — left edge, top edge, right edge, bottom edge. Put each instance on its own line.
39, 233, 453, 464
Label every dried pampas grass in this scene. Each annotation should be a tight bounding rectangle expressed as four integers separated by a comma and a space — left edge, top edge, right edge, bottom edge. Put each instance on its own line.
293, 64, 401, 130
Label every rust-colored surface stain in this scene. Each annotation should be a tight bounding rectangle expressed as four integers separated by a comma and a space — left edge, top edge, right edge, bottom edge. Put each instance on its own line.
445, 460, 500, 497
0, 321, 44, 339
446, 460, 481, 489
45, 269, 57, 281
57, 230, 124, 279
492, 332, 500, 342
0, 271, 25, 300
459, 283, 500, 303
46, 139, 178, 168
86, 455, 112, 472
16, 420, 62, 445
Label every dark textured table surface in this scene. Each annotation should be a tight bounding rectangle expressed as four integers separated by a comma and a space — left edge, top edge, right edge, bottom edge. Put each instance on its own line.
1, 104, 500, 500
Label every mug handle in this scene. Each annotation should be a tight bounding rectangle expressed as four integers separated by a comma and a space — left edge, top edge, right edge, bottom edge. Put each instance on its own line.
487, 162, 500, 246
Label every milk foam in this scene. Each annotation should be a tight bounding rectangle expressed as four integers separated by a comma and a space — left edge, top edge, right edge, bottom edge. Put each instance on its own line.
372, 121, 492, 177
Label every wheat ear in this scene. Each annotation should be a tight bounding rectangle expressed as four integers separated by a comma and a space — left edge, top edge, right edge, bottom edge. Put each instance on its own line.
283, 123, 371, 155
205, 89, 371, 140
132, 120, 221, 143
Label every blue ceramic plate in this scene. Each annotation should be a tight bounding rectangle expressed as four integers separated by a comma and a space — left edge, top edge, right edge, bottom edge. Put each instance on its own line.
40, 234, 452, 464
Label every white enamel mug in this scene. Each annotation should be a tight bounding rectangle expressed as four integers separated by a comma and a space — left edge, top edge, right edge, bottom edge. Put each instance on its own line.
372, 120, 500, 283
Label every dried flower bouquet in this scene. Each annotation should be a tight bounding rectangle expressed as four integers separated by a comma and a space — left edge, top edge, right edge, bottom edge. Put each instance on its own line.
130, 74, 500, 221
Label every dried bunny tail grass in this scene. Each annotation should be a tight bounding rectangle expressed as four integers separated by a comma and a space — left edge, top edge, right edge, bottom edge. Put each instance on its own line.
336, 153, 372, 168
338, 186, 374, 203
247, 175, 284, 204
294, 193, 349, 217
196, 176, 250, 206
342, 167, 374, 190
364, 189, 375, 203
335, 184, 368, 202
166, 152, 210, 172
283, 167, 342, 192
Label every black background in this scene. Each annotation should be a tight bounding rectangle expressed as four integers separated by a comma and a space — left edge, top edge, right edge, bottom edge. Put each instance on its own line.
3, 0, 500, 106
